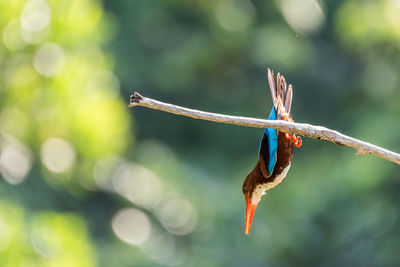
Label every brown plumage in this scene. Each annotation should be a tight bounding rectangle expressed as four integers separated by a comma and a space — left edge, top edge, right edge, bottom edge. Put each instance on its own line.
242, 131, 293, 200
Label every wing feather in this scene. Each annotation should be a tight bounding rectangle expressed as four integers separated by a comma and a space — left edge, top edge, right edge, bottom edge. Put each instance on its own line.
259, 107, 278, 178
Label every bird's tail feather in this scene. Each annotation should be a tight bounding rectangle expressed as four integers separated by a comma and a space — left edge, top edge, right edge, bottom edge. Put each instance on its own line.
267, 68, 293, 118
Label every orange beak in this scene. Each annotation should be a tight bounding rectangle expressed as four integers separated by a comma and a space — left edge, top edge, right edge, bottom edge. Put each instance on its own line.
244, 197, 258, 235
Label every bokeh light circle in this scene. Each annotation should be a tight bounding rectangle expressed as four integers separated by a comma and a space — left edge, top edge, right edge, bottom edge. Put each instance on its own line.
40, 138, 76, 173
112, 208, 151, 246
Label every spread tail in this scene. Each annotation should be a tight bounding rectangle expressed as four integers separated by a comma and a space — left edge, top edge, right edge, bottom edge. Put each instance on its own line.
267, 68, 293, 119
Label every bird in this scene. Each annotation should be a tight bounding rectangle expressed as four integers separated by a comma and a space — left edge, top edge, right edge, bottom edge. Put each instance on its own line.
242, 68, 302, 235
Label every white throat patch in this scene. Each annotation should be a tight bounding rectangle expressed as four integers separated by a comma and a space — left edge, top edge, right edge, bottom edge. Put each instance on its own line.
251, 164, 291, 205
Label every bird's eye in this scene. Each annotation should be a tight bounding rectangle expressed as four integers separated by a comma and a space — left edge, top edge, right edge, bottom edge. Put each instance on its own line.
242, 186, 248, 194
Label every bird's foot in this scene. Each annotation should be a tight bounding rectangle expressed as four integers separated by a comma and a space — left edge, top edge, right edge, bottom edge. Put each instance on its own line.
294, 136, 302, 147
285, 133, 302, 148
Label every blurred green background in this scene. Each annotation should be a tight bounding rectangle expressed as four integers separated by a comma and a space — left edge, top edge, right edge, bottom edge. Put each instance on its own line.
0, 0, 399, 266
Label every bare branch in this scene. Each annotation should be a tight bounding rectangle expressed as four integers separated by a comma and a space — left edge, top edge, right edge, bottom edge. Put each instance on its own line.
129, 92, 400, 165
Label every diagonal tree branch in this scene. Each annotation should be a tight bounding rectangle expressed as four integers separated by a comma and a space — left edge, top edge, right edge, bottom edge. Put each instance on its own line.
128, 92, 400, 165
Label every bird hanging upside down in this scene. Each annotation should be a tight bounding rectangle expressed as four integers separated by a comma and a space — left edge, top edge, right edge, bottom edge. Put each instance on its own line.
243, 68, 302, 235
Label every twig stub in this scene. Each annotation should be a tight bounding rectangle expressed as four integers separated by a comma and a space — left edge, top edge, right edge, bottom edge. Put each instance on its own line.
129, 92, 143, 107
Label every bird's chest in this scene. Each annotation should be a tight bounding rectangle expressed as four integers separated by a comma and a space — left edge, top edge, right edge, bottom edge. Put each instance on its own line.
251, 163, 291, 204
262, 163, 291, 191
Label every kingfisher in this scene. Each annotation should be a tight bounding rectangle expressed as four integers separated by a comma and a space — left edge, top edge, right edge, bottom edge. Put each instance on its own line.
243, 68, 302, 235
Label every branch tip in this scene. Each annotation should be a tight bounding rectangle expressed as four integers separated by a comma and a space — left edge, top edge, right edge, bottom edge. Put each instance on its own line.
128, 92, 143, 107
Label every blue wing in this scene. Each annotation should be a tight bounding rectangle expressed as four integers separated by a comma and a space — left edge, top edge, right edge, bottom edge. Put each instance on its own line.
258, 106, 278, 177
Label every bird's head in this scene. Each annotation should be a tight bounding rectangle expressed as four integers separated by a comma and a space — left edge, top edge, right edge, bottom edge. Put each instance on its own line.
242, 164, 266, 235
